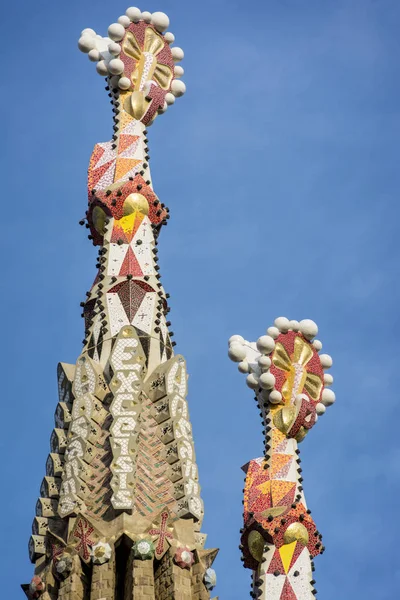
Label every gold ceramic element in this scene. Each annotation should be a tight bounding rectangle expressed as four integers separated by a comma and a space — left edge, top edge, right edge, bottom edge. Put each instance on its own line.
273, 405, 297, 435
94, 546, 105, 558
248, 530, 264, 562
122, 326, 135, 337
272, 336, 323, 404
259, 506, 287, 519
283, 522, 309, 546
92, 206, 107, 235
122, 28, 173, 121
123, 193, 149, 216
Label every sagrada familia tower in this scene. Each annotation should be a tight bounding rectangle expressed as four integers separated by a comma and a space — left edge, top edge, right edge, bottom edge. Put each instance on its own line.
22, 7, 335, 600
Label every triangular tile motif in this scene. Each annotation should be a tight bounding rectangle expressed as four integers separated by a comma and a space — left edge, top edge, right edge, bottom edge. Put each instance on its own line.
279, 541, 297, 574
271, 454, 293, 479
114, 158, 141, 183
118, 246, 143, 277
266, 548, 285, 574
118, 134, 139, 154
107, 280, 150, 323
279, 578, 297, 600
271, 480, 297, 506
287, 541, 304, 573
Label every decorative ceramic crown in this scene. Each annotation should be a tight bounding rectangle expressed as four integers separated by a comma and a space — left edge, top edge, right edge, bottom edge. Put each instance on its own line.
229, 317, 335, 441
78, 8, 185, 126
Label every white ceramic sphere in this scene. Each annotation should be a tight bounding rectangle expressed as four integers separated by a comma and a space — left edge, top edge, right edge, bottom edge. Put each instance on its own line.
81, 28, 96, 36
171, 46, 184, 62
256, 335, 275, 355
118, 15, 131, 27
316, 402, 326, 415
96, 60, 109, 76
108, 42, 122, 56
274, 316, 290, 332
88, 49, 101, 62
151, 11, 170, 32
323, 373, 333, 386
141, 11, 152, 22
257, 355, 271, 370
269, 390, 283, 404
321, 388, 335, 406
171, 79, 186, 97
164, 32, 175, 44
126, 7, 142, 22
228, 343, 246, 363
174, 65, 184, 78
313, 339, 322, 351
165, 92, 175, 105
108, 58, 125, 75
118, 77, 131, 90
259, 372, 276, 390
246, 373, 259, 390
289, 320, 299, 331
158, 101, 168, 114
299, 319, 318, 340
229, 335, 244, 345
108, 23, 126, 41
238, 360, 249, 374
78, 36, 96, 53
267, 326, 280, 339
320, 354, 333, 369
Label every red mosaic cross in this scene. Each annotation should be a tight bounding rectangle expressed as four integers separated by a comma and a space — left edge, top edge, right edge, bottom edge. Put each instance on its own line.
149, 510, 173, 556
73, 518, 95, 561
51, 543, 64, 564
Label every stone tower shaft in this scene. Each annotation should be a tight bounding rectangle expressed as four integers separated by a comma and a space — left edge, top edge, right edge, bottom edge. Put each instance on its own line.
23, 8, 217, 600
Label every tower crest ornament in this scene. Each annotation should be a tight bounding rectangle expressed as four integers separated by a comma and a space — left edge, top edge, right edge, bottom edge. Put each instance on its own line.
22, 7, 217, 600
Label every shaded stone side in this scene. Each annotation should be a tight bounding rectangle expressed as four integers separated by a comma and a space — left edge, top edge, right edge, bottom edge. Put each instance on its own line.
91, 556, 115, 600
133, 559, 155, 600
154, 550, 194, 600
191, 563, 209, 600
58, 555, 89, 600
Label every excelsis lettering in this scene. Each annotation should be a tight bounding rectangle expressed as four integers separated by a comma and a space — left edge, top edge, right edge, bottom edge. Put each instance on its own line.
109, 327, 146, 509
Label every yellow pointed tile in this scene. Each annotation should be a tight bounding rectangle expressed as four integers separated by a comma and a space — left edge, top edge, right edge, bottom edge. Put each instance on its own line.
279, 541, 297, 574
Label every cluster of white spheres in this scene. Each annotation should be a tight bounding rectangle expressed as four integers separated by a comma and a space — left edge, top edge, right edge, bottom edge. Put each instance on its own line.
78, 10, 186, 104
228, 317, 335, 414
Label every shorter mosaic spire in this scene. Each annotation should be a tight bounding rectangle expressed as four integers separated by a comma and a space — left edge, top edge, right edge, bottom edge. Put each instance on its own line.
229, 317, 335, 600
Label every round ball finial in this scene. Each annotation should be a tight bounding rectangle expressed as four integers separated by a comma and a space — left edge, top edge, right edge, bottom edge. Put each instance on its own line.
78, 35, 96, 53
299, 319, 318, 340
165, 93, 176, 105
108, 23, 126, 41
228, 343, 246, 362
126, 7, 142, 22
164, 31, 175, 44
274, 316, 290, 332
108, 58, 125, 75
118, 15, 131, 27
171, 80, 186, 97
151, 11, 170, 32
256, 335, 275, 354
118, 77, 131, 90
96, 60, 108, 76
171, 47, 184, 62
141, 11, 152, 23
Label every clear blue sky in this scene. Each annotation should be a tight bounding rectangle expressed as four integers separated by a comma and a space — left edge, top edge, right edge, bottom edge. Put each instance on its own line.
2, 0, 400, 598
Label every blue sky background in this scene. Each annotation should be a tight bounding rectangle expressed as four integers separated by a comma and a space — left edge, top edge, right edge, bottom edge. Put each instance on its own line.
2, 0, 400, 597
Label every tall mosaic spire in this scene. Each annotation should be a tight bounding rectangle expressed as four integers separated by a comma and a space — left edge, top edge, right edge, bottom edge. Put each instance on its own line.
228, 318, 335, 600
23, 8, 217, 600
